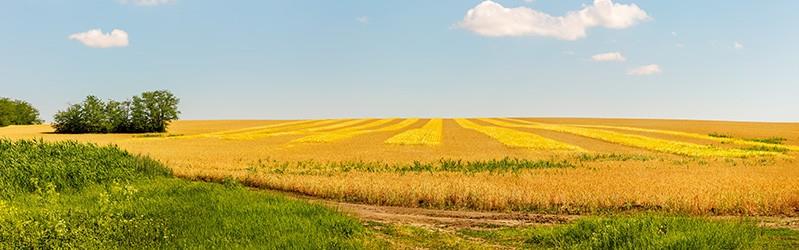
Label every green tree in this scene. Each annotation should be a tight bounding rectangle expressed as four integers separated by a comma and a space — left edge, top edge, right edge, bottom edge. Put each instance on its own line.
80, 96, 109, 133
52, 104, 84, 133
53, 96, 111, 133
0, 98, 42, 127
105, 100, 131, 133
129, 90, 180, 133
52, 90, 179, 134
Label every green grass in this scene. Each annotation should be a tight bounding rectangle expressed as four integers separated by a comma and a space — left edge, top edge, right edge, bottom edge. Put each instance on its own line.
743, 145, 790, 153
0, 139, 365, 248
132, 133, 185, 138
706, 133, 788, 146
747, 137, 787, 145
576, 153, 653, 162
0, 139, 170, 198
0, 178, 365, 249
526, 216, 759, 249
709, 132, 733, 138
457, 215, 799, 249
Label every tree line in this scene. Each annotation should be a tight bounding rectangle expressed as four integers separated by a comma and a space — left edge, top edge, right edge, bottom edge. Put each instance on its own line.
53, 90, 180, 133
0, 98, 42, 127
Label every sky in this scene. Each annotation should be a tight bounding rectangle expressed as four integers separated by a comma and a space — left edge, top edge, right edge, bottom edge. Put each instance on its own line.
1, 0, 797, 122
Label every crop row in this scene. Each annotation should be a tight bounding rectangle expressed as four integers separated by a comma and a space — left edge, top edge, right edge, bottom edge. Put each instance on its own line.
384, 119, 443, 146
573, 124, 799, 152
455, 119, 583, 151
217, 119, 363, 140
291, 119, 420, 143
482, 118, 779, 158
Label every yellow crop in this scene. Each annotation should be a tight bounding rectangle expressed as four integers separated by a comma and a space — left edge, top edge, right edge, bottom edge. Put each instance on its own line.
174, 120, 319, 139
483, 118, 778, 158
241, 162, 799, 216
455, 119, 583, 151
384, 119, 443, 146
292, 119, 395, 143
222, 119, 369, 140
292, 119, 420, 143
572, 124, 799, 152
3, 120, 798, 216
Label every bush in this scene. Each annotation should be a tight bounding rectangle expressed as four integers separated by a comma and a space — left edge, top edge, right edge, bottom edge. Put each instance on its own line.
52, 90, 180, 134
0, 98, 42, 127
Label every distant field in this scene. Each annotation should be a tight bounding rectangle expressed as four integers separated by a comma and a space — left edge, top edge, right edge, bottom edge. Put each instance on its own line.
2, 118, 798, 215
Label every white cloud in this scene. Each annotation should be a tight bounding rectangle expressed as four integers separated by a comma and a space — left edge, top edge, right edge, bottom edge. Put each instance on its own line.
734, 41, 744, 49
120, 0, 174, 6
628, 64, 661, 76
458, 0, 650, 40
68, 29, 129, 48
591, 52, 626, 62
356, 16, 369, 24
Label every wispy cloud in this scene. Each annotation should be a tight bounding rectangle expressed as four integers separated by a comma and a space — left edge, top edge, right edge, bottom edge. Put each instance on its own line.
591, 52, 626, 62
356, 16, 369, 24
734, 41, 744, 50
119, 0, 175, 6
628, 64, 661, 76
458, 0, 650, 40
68, 29, 129, 48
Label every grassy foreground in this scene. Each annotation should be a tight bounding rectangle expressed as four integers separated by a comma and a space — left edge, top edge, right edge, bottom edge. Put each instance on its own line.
1, 139, 797, 249
0, 139, 363, 248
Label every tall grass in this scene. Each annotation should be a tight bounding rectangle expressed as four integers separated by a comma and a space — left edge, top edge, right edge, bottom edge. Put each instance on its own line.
0, 179, 365, 249
526, 215, 761, 249
0, 139, 170, 198
458, 215, 795, 249
0, 139, 366, 248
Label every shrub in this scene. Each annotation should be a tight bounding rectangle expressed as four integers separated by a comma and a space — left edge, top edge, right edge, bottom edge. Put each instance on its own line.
0, 97, 42, 127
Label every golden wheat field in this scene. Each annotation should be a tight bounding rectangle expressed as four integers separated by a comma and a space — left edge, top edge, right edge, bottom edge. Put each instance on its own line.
2, 118, 798, 216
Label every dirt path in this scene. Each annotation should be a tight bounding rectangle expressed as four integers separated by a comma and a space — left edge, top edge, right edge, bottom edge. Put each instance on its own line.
252, 187, 799, 231
258, 188, 575, 229
318, 200, 576, 229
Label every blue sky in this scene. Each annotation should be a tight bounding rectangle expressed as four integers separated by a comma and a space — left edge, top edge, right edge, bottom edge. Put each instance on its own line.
1, 0, 797, 122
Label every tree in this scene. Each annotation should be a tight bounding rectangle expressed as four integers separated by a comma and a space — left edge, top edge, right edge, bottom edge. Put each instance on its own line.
80, 96, 109, 133
129, 90, 180, 133
105, 100, 131, 133
0, 98, 42, 127
52, 103, 84, 133
52, 90, 179, 134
